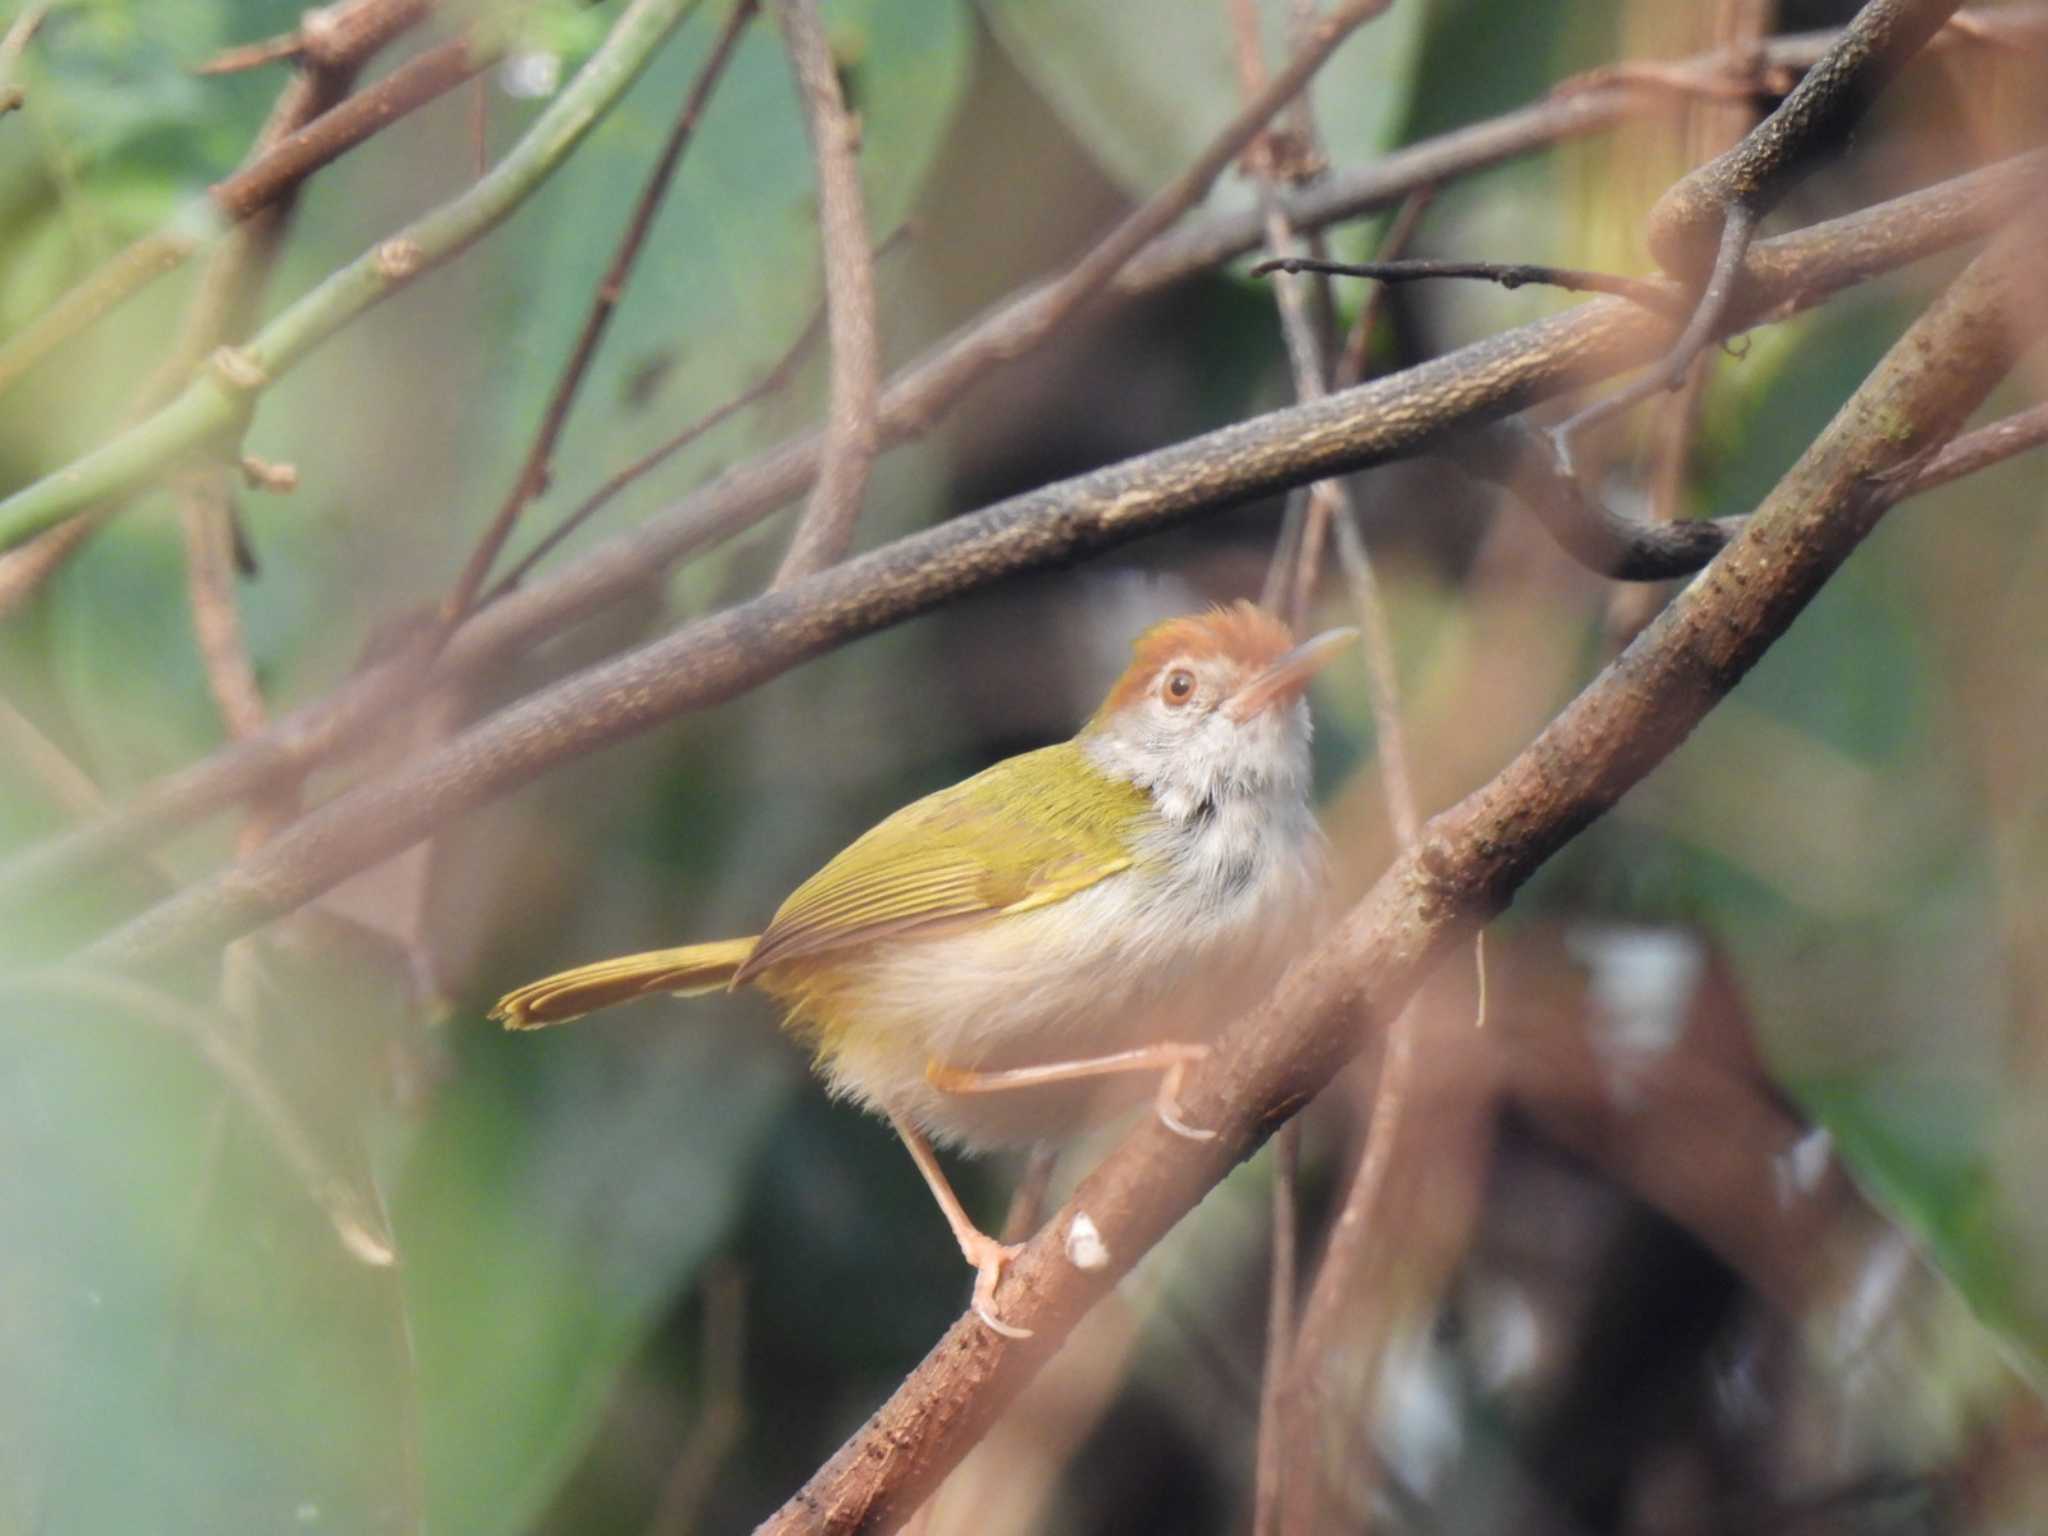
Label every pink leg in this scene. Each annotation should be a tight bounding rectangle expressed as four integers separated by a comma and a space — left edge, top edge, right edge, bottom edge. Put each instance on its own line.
888, 1110, 1030, 1339
925, 1042, 1217, 1141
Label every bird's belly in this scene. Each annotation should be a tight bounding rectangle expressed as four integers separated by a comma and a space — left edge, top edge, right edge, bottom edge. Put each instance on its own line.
769, 860, 1321, 1150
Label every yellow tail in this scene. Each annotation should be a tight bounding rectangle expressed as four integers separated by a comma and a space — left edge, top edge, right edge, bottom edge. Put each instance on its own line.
490, 938, 758, 1029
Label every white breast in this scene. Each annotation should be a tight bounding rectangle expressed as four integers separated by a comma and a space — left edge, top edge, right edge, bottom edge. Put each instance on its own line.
811, 790, 1327, 1150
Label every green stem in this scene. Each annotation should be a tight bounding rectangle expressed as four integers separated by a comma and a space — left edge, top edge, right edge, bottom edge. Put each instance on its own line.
0, 0, 703, 553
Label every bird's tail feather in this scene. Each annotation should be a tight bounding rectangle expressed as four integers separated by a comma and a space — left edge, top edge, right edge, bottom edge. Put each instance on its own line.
490, 938, 758, 1028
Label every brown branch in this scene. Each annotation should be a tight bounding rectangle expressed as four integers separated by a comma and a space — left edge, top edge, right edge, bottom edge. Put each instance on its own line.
7, 151, 2040, 933
195, 0, 433, 76
1255, 254, 1679, 312
751, 197, 2048, 1536
0, 696, 111, 825
168, 39, 376, 762
0, 512, 104, 621
769, 0, 883, 588
445, 0, 759, 622
179, 473, 270, 743
0, 23, 488, 401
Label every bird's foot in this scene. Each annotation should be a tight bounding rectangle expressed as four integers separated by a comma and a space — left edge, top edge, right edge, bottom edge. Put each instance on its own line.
1155, 1049, 1216, 1142
962, 1230, 1031, 1339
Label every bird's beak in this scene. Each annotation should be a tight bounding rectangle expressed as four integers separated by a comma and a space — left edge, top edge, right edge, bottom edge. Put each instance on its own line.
1224, 627, 1358, 721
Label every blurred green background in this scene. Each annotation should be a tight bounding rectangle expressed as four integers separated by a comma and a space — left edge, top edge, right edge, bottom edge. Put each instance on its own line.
2, 0, 2046, 1531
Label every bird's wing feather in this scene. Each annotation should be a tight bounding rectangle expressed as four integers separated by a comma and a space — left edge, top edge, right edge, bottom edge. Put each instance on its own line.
735, 742, 1149, 980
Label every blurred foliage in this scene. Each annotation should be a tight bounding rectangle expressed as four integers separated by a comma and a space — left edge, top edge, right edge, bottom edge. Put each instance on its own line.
2, 0, 2046, 1532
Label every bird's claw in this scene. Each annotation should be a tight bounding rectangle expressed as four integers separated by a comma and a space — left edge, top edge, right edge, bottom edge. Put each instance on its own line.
964, 1232, 1031, 1339
1155, 1054, 1217, 1142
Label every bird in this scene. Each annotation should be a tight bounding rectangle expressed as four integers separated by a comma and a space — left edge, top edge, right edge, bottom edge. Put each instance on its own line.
492, 601, 1354, 1335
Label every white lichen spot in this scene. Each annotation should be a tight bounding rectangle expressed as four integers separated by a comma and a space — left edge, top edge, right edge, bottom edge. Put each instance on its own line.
1065, 1211, 1109, 1271
209, 345, 269, 393
374, 238, 425, 281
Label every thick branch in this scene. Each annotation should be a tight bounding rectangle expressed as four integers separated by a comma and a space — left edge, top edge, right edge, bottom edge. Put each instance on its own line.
755, 196, 2047, 1536
5, 152, 2041, 926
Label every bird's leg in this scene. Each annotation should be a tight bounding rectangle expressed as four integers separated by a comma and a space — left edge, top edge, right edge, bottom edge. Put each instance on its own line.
926, 1042, 1218, 1143
887, 1110, 1030, 1340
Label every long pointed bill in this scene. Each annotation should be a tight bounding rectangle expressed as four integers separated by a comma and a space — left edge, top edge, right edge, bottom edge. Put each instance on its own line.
1223, 626, 1358, 721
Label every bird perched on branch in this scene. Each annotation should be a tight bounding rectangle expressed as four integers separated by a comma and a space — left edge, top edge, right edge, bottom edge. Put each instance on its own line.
493, 602, 1353, 1335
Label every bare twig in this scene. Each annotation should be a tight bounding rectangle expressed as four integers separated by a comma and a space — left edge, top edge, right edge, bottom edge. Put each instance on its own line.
7, 153, 2040, 931
0, 514, 104, 621
770, 0, 882, 587
487, 307, 829, 601
753, 199, 2048, 1536
194, 0, 433, 76
1256, 254, 1678, 312
0, 696, 111, 824
446, 0, 758, 622
1250, 1120, 1298, 1536
180, 474, 270, 743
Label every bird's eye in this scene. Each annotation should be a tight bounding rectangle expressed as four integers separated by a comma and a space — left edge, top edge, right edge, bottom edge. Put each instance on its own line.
1161, 668, 1197, 707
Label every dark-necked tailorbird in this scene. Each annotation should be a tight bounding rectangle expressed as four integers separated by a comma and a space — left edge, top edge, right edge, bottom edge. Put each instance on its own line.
493, 602, 1354, 1334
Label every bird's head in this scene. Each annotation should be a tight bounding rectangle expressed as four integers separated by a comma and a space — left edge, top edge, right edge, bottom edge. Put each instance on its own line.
1082, 601, 1355, 820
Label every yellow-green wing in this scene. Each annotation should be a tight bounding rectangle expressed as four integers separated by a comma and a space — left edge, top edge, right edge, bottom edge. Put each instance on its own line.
734, 742, 1150, 981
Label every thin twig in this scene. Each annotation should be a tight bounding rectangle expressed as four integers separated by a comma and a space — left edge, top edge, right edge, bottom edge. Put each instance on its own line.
179, 473, 270, 742
1251, 1119, 1299, 1536
446, 0, 758, 622
486, 308, 827, 602
193, 0, 433, 75
770, 0, 883, 588
0, 696, 113, 824
1255, 254, 1679, 313
6, 154, 2039, 925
